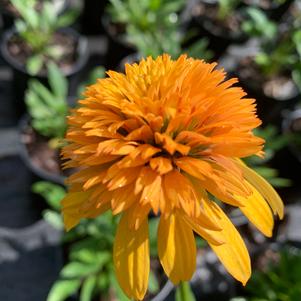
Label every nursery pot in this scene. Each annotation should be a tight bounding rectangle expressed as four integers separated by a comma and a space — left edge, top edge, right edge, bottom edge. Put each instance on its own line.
80, 0, 108, 35
18, 115, 66, 185
0, 0, 68, 31
1, 27, 88, 120
102, 15, 136, 70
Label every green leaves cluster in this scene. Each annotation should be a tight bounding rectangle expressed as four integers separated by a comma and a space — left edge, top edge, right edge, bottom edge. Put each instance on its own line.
232, 248, 301, 301
11, 0, 78, 74
241, 4, 301, 85
25, 62, 68, 140
33, 181, 160, 301
107, 0, 213, 60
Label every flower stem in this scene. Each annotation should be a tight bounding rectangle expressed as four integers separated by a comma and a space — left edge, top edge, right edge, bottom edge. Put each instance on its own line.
175, 281, 196, 301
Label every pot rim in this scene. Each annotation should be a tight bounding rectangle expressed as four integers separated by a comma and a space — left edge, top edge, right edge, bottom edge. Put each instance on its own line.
1, 26, 89, 78
18, 115, 65, 185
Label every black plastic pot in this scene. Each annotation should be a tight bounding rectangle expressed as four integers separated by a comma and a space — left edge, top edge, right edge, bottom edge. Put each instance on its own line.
1, 27, 88, 120
80, 0, 108, 35
0, 0, 69, 31
18, 115, 66, 185
117, 52, 141, 72
102, 16, 136, 70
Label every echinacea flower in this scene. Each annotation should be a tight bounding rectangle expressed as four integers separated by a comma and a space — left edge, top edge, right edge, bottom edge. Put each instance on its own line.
61, 54, 284, 300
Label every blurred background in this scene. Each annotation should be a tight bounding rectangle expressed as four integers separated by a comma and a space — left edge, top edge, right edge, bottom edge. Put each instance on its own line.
1, 0, 301, 300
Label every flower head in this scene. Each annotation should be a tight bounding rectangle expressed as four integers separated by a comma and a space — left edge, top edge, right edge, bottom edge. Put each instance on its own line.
61, 55, 284, 300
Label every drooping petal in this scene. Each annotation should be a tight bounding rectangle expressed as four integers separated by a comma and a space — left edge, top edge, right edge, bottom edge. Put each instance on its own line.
236, 182, 274, 237
204, 200, 251, 285
113, 210, 150, 300
238, 161, 284, 219
158, 212, 196, 284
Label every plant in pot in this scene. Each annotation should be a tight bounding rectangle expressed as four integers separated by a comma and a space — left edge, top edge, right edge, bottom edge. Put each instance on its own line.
118, 15, 213, 70
104, 0, 186, 69
238, 10, 301, 123
1, 0, 87, 118
19, 63, 69, 184
185, 0, 247, 59
19, 63, 106, 184
0, 0, 68, 30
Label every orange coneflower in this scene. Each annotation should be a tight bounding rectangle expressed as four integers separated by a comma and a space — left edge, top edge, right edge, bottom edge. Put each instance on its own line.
61, 54, 284, 300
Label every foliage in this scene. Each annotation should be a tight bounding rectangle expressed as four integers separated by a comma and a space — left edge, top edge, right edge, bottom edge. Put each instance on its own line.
32, 181, 160, 301
242, 7, 277, 40
11, 0, 78, 74
25, 62, 68, 141
247, 10, 301, 81
217, 0, 241, 20
108, 0, 185, 32
175, 282, 196, 301
231, 248, 301, 301
108, 0, 212, 59
245, 126, 291, 187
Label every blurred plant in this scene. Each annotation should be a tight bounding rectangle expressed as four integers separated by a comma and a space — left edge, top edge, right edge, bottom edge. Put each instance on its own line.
108, 0, 185, 32
77, 66, 106, 97
11, 0, 78, 74
32, 181, 160, 301
217, 0, 241, 20
244, 125, 291, 187
107, 0, 186, 57
247, 10, 301, 81
25, 64, 106, 149
231, 248, 301, 301
242, 7, 277, 40
25, 62, 68, 147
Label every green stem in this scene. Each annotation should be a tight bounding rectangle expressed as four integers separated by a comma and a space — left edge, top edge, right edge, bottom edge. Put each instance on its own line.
176, 281, 196, 301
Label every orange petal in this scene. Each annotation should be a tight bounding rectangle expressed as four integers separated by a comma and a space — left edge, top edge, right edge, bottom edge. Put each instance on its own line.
113, 210, 149, 300
158, 212, 196, 284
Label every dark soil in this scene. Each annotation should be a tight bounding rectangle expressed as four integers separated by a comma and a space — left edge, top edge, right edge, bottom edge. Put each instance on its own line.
237, 57, 298, 101
7, 31, 78, 75
21, 125, 63, 176
192, 2, 243, 37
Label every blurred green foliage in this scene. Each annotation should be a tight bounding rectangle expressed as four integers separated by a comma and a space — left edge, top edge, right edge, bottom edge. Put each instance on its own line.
25, 62, 68, 142
32, 181, 160, 301
11, 0, 78, 74
107, 0, 213, 60
231, 248, 301, 301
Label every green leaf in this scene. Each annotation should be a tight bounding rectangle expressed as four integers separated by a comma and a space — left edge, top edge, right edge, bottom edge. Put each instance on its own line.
47, 62, 68, 98
80, 275, 97, 301
43, 210, 64, 229
47, 279, 81, 301
32, 181, 66, 210
110, 272, 131, 301
26, 55, 43, 75
148, 270, 159, 294
60, 262, 99, 278
56, 9, 79, 28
